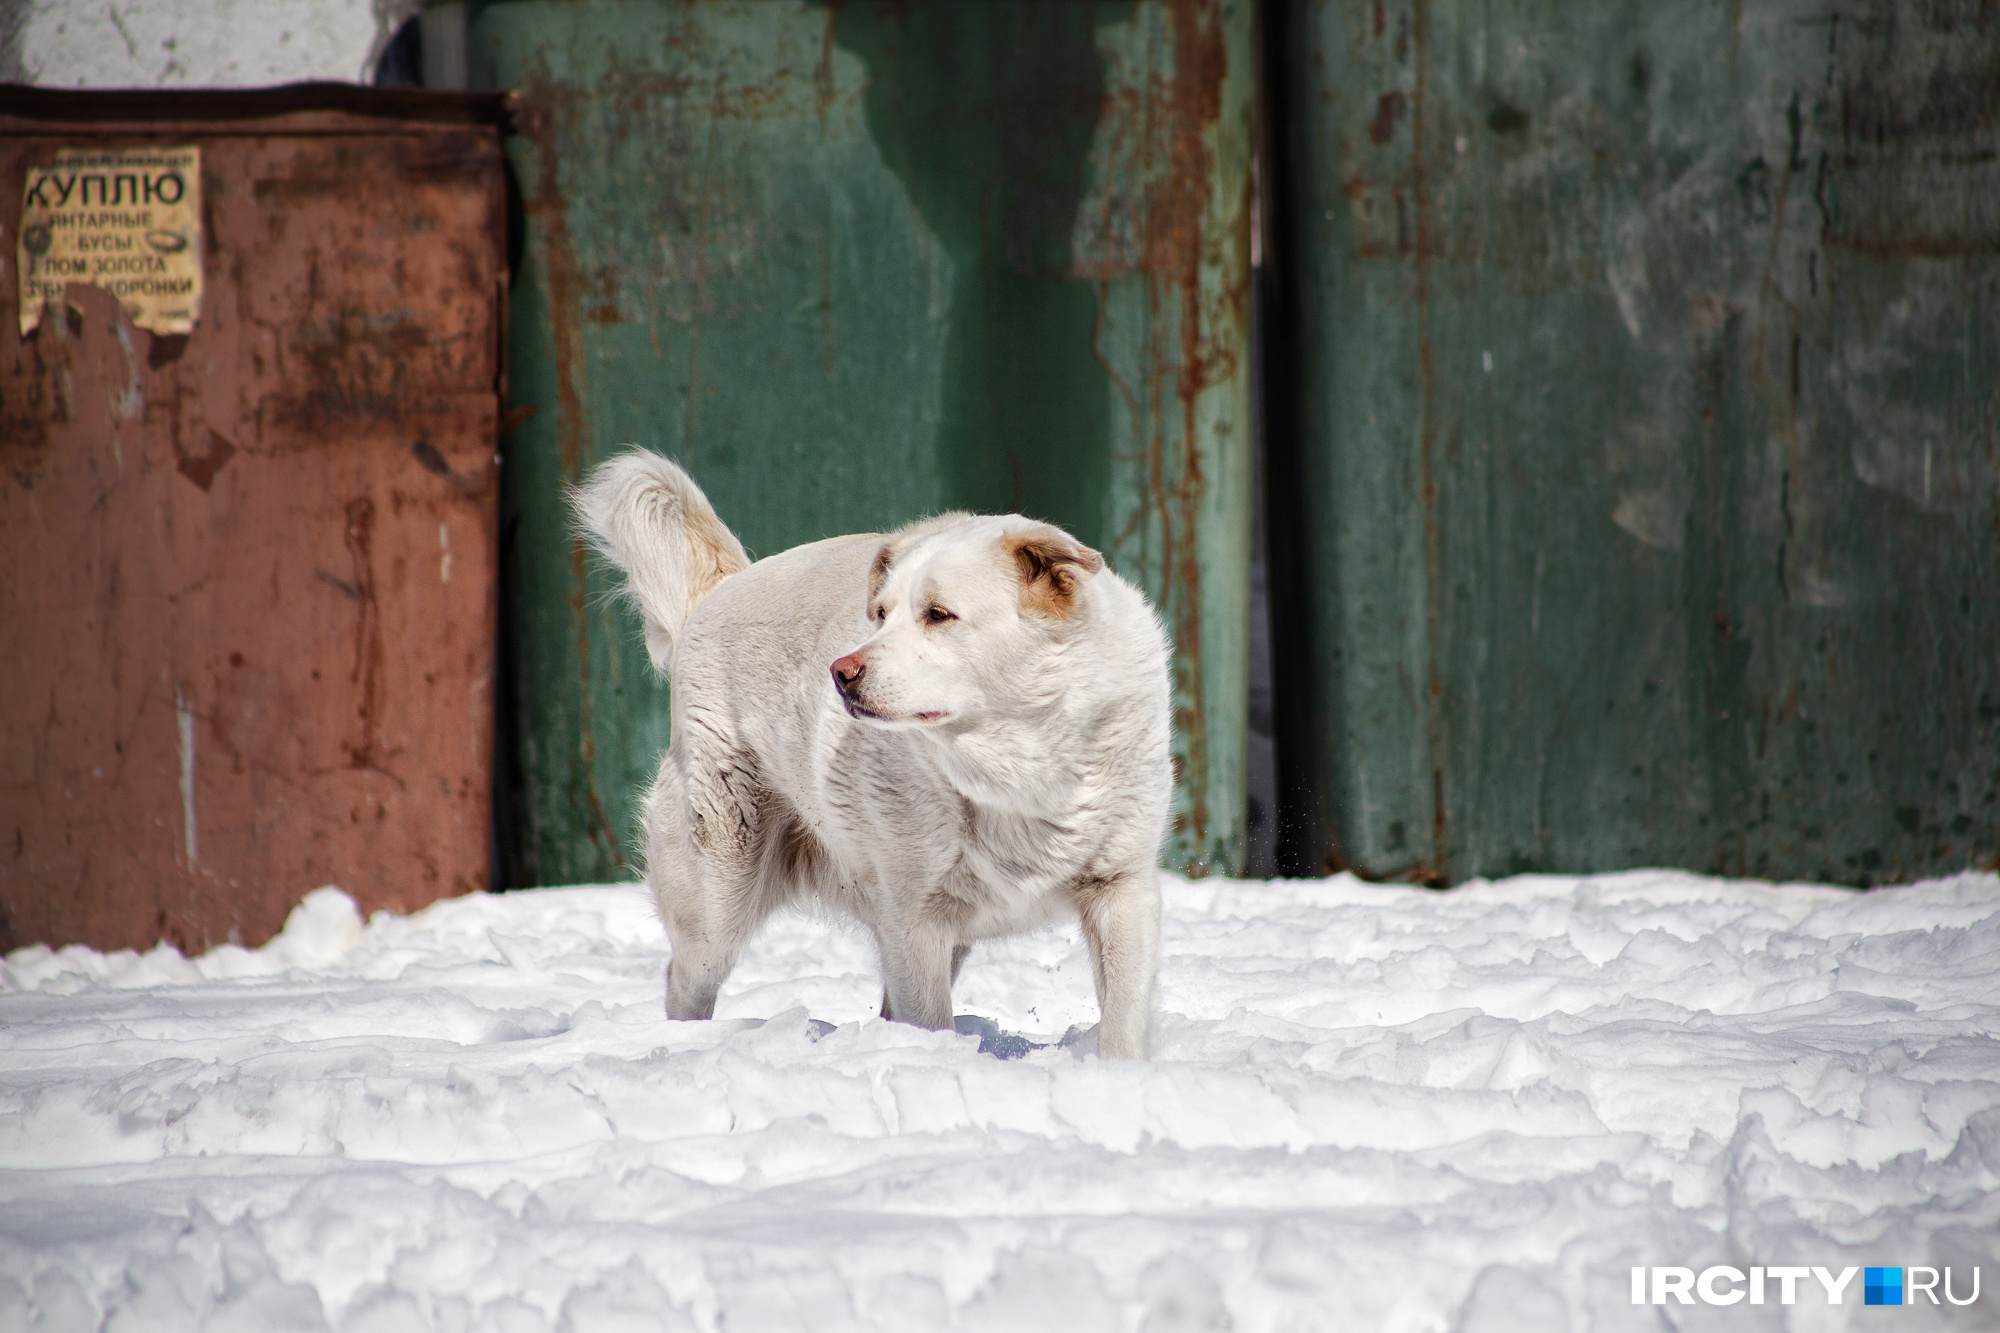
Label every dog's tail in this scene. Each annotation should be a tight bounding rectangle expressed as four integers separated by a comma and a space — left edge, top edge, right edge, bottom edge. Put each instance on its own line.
572, 449, 749, 673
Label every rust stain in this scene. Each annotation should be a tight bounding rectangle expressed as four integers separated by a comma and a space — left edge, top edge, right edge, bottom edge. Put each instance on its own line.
272, 307, 452, 432
172, 426, 235, 491
410, 440, 453, 476
815, 4, 839, 132
1369, 89, 1407, 145
408, 439, 491, 497
2, 324, 66, 483
339, 495, 399, 787
1748, 122, 1807, 608
1411, 0, 1449, 883
498, 403, 541, 436
516, 77, 624, 868
1129, 0, 1233, 870
1828, 234, 2000, 259
316, 569, 361, 600
1080, 0, 1237, 870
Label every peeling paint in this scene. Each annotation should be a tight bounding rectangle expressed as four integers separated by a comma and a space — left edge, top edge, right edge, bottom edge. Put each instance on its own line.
175, 681, 197, 868
0, 89, 507, 953
1082, 0, 1256, 875
1290, 0, 1999, 886
486, 0, 1254, 882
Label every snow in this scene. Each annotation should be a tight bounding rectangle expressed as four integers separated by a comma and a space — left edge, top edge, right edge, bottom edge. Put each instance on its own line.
3, 870, 1998, 1331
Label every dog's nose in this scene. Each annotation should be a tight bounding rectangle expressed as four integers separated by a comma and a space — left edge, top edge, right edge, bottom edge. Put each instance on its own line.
830, 651, 866, 691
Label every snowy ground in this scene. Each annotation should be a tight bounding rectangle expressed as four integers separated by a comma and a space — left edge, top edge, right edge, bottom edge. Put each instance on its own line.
3, 870, 1998, 1332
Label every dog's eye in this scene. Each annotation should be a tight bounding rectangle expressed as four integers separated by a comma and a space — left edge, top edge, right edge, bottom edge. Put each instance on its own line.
925, 605, 956, 625
873, 605, 885, 622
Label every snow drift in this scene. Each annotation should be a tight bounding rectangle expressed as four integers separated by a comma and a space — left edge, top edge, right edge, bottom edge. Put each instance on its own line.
3, 870, 1997, 1330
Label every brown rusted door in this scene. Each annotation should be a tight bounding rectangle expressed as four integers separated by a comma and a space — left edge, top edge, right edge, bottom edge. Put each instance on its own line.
0, 87, 509, 954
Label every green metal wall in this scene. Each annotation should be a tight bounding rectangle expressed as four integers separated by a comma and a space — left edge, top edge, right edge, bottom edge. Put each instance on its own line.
475, 0, 1253, 885
1275, 1, 1999, 885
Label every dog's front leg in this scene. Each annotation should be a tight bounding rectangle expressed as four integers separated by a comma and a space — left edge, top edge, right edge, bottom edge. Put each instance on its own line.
1078, 872, 1161, 1059
879, 943, 969, 1020
876, 922, 958, 1030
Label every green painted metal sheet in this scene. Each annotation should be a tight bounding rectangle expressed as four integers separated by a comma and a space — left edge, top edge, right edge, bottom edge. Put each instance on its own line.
1279, 1, 1999, 885
475, 0, 1253, 885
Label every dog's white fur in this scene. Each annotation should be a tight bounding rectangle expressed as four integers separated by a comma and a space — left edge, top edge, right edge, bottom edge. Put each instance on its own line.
573, 450, 1172, 1058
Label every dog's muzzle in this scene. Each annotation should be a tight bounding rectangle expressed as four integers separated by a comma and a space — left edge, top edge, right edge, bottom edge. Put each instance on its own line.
830, 651, 874, 716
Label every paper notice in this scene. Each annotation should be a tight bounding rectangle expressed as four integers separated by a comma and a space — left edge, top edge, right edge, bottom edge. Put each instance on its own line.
17, 146, 202, 337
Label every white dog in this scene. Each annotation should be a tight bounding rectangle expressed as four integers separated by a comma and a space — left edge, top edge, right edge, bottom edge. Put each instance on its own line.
573, 450, 1172, 1058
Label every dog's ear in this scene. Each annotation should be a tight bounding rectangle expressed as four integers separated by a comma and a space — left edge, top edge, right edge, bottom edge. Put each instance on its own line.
868, 539, 897, 606
1006, 524, 1104, 620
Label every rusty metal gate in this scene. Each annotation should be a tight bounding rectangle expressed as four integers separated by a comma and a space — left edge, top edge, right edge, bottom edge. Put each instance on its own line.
477, 0, 1255, 884
0, 85, 510, 952
1265, 1, 1999, 885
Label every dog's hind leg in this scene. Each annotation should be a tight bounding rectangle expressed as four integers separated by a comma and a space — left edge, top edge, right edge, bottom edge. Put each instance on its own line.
1076, 870, 1161, 1059
662, 885, 765, 1021
648, 752, 786, 1021
657, 836, 771, 1020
